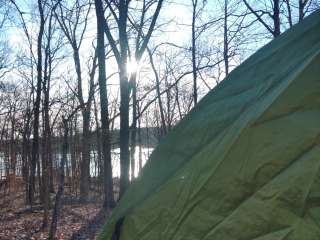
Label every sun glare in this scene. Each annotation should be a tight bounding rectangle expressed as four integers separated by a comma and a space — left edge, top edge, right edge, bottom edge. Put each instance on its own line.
127, 58, 139, 76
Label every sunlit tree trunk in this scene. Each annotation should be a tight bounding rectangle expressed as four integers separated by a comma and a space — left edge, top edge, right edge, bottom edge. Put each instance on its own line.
103, 0, 164, 198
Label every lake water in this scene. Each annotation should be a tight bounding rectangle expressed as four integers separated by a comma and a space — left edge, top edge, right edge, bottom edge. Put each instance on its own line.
0, 147, 153, 179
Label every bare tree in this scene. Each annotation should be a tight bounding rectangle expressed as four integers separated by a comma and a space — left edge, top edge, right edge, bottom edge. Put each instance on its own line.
102, 0, 164, 197
41, 1, 61, 226
147, 47, 167, 135
29, 0, 45, 208
55, 0, 94, 202
242, 0, 319, 38
242, 0, 280, 38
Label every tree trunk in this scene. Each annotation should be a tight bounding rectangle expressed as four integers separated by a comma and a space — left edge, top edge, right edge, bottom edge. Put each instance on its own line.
137, 110, 143, 173
93, 94, 103, 192
72, 45, 91, 203
299, 0, 307, 22
119, 70, 130, 198
22, 115, 31, 204
49, 119, 68, 240
70, 117, 77, 193
130, 72, 137, 180
148, 49, 167, 134
95, 0, 115, 209
223, 0, 229, 76
191, 0, 198, 105
273, 0, 280, 37
118, 0, 131, 198
79, 109, 91, 202
29, 0, 45, 206
41, 79, 50, 228
41, 16, 53, 225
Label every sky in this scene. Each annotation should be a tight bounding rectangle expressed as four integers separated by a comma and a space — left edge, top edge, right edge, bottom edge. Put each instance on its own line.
1, 0, 294, 125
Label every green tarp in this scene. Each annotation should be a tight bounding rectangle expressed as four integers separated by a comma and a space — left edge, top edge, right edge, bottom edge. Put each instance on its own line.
100, 11, 320, 240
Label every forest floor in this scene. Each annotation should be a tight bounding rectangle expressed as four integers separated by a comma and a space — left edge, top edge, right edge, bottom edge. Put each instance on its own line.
0, 189, 110, 239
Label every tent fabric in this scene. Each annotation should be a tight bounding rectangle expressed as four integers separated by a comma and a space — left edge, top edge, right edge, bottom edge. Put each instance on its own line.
100, 11, 320, 240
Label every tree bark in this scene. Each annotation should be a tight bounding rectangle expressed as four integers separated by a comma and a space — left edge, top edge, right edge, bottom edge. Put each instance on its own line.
118, 0, 131, 198
130, 72, 137, 180
93, 94, 103, 192
29, 0, 45, 206
119, 69, 130, 198
95, 0, 115, 208
102, 0, 164, 198
49, 118, 68, 240
148, 48, 167, 134
299, 0, 308, 22
191, 0, 198, 105
223, 0, 229, 76
79, 109, 91, 202
273, 0, 280, 37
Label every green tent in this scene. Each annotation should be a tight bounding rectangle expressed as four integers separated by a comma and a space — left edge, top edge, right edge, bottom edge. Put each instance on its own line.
100, 11, 320, 240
